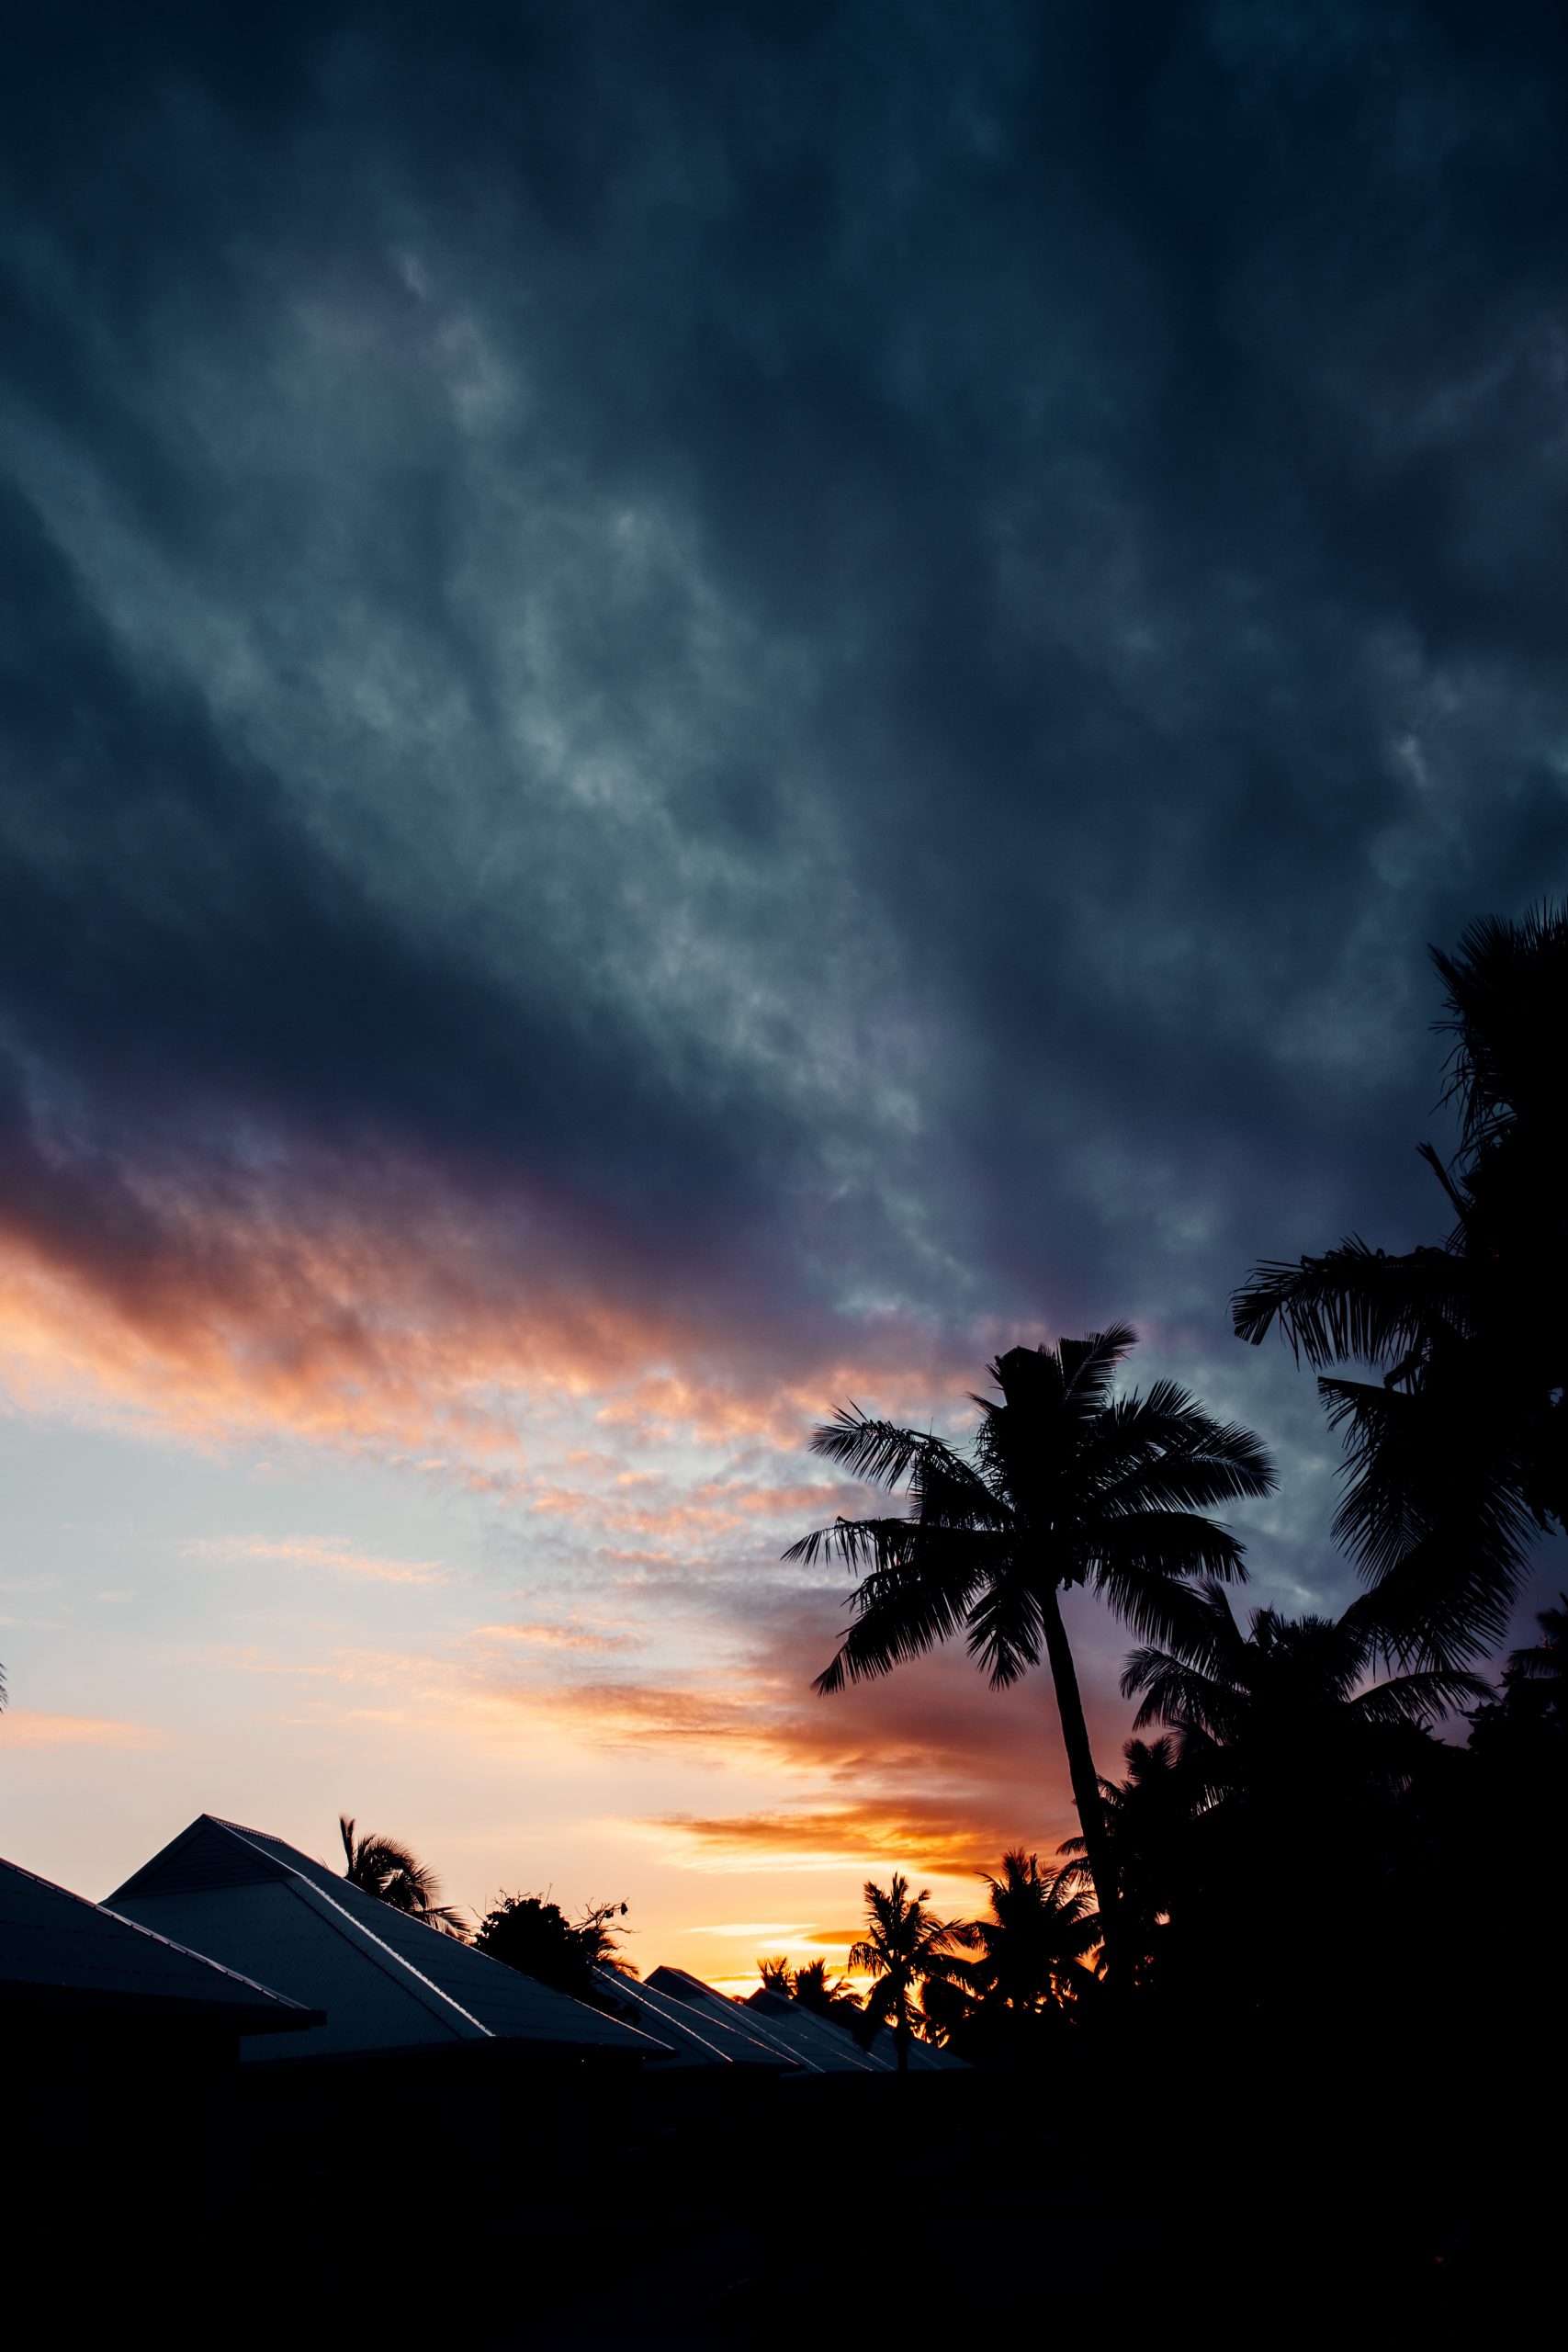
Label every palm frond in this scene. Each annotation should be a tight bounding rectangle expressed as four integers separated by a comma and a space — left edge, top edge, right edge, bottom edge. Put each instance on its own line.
812, 1534, 992, 1692
1232, 1239, 1463, 1366
807, 1408, 979, 1497
1348, 1668, 1489, 1726
963, 1566, 1044, 1689
1323, 1375, 1535, 1657
783, 1514, 913, 1571
1089, 1518, 1248, 1651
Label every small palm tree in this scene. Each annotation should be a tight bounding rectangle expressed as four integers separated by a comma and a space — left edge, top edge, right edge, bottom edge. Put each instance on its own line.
757, 1955, 795, 1994
959, 1849, 1100, 2019
847, 1872, 970, 2071
339, 1815, 467, 1936
1059, 1736, 1205, 1987
787, 1329, 1274, 1962
1508, 1594, 1568, 1707
789, 1958, 863, 2021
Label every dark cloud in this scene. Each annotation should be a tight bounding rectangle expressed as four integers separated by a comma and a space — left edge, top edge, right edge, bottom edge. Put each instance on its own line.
4, 5, 1568, 1577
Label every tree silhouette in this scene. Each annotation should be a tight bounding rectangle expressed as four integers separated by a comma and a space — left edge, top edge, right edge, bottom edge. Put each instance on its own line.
755, 1955, 862, 2018
1058, 1736, 1204, 1989
338, 1815, 467, 1935
1234, 905, 1568, 1664
952, 1849, 1100, 2036
789, 1958, 862, 2020
472, 1893, 635, 1996
787, 1330, 1274, 1962
1507, 1592, 1568, 1709
846, 1873, 970, 2070
1121, 1589, 1483, 2008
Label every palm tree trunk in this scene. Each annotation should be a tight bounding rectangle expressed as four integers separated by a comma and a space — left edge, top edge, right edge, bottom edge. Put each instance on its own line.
1039, 1580, 1122, 1973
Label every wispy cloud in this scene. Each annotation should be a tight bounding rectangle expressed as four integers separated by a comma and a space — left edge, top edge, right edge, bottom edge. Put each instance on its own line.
470, 1620, 639, 1655
185, 1535, 454, 1586
649, 1803, 1009, 1880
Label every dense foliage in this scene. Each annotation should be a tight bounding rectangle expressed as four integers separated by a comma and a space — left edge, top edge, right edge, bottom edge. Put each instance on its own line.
470, 1892, 633, 2002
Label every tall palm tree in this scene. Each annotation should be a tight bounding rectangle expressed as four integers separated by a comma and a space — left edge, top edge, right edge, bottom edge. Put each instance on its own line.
786, 1329, 1275, 1959
1233, 906, 1568, 1664
339, 1815, 467, 1936
847, 1873, 970, 2071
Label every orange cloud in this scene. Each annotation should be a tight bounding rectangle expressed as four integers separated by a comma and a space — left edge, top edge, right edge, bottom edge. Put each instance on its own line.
652, 1801, 1008, 1878
185, 1536, 453, 1585
0, 1147, 990, 1469
470, 1620, 639, 1654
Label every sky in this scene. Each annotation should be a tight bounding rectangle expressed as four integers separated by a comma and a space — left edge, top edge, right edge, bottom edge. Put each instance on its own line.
3, 2, 1567, 1992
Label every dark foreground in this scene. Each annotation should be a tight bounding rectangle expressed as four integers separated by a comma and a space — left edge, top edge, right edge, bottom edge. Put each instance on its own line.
28, 2008, 1551, 2346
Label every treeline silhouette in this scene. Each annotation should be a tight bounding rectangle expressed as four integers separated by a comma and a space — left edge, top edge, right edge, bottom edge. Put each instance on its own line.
777, 905, 1565, 2084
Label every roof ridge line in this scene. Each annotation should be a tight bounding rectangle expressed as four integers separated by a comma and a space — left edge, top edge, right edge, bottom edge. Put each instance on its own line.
6, 1853, 301, 2011
595, 1973, 744, 2064
219, 1822, 494, 2041
96, 1903, 308, 2010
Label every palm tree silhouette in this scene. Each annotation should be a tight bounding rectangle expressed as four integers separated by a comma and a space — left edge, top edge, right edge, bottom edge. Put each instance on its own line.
789, 1957, 862, 2020
1234, 906, 1568, 1664
339, 1815, 467, 1935
787, 1329, 1274, 1959
847, 1873, 970, 2070
957, 1849, 1100, 2020
1121, 1587, 1483, 2004
1058, 1736, 1202, 1986
1122, 1584, 1483, 1809
1507, 1593, 1568, 1707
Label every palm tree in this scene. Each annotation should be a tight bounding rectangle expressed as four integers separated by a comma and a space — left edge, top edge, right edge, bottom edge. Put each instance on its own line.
957, 1849, 1100, 2021
786, 1329, 1275, 1960
1058, 1736, 1204, 1987
756, 1955, 794, 1994
338, 1815, 467, 1936
1507, 1593, 1568, 1709
1122, 1584, 1483, 1796
1233, 906, 1568, 1664
847, 1873, 970, 2070
789, 1957, 863, 2021
1121, 1587, 1483, 2004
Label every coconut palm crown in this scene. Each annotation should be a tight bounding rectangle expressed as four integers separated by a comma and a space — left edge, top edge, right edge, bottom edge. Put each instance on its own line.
339, 1815, 467, 1936
786, 1328, 1275, 1951
846, 1872, 970, 2069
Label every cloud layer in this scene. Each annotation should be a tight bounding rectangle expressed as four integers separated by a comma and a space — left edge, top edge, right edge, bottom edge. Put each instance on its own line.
4, 6, 1567, 1901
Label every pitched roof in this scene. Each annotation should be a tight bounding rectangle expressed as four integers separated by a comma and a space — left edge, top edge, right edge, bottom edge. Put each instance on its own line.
107, 1815, 668, 2065
637, 1966, 961, 2075
741, 1984, 967, 2073
0, 1850, 314, 2032
590, 1966, 794, 2071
